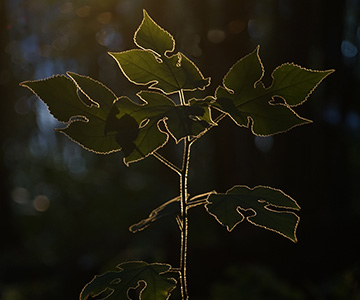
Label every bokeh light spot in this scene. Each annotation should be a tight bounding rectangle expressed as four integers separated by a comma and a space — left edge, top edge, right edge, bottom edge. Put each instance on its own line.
228, 20, 245, 35
76, 6, 91, 18
60, 2, 73, 15
207, 29, 226, 44
33, 195, 50, 212
12, 187, 30, 204
254, 136, 274, 153
97, 12, 112, 25
346, 110, 360, 131
341, 40, 358, 58
323, 103, 341, 125
14, 97, 32, 115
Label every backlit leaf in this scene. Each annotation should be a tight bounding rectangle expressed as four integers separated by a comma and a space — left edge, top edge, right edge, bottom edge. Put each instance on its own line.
105, 91, 211, 165
206, 185, 300, 242
109, 50, 210, 95
20, 74, 120, 154
134, 9, 175, 56
109, 10, 210, 94
212, 46, 334, 136
80, 261, 177, 300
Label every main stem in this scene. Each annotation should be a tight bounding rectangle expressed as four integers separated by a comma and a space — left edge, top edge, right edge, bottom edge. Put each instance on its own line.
179, 89, 190, 300
180, 136, 190, 300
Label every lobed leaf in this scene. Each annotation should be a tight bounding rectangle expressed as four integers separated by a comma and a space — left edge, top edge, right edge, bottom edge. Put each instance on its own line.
212, 46, 334, 136
206, 185, 300, 242
20, 74, 120, 154
80, 261, 177, 300
109, 10, 210, 95
105, 91, 211, 165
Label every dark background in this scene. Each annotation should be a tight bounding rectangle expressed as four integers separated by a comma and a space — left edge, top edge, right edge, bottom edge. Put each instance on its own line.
1, 0, 359, 299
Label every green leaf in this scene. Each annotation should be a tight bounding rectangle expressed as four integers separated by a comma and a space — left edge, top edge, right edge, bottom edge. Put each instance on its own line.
80, 261, 177, 300
189, 97, 217, 126
205, 185, 300, 242
269, 63, 334, 107
110, 50, 210, 95
105, 91, 211, 165
212, 46, 334, 136
129, 196, 180, 233
134, 9, 175, 57
109, 10, 209, 94
20, 74, 120, 154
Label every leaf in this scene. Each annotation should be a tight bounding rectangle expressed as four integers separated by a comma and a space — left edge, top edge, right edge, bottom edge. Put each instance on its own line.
105, 91, 211, 165
20, 74, 120, 154
205, 185, 300, 242
212, 46, 334, 136
109, 10, 210, 94
110, 50, 210, 95
269, 63, 334, 107
129, 196, 180, 233
134, 9, 175, 57
80, 261, 177, 300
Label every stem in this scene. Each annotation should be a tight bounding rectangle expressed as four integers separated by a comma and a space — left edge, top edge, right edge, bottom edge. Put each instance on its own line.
179, 136, 191, 300
179, 89, 190, 300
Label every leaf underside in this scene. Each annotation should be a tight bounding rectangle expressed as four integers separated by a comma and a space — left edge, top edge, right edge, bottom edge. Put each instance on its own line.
80, 261, 177, 300
212, 46, 334, 136
206, 185, 301, 242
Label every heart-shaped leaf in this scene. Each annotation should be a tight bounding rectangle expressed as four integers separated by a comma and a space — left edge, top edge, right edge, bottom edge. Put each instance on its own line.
80, 261, 177, 300
20, 73, 120, 154
212, 46, 334, 136
206, 185, 300, 242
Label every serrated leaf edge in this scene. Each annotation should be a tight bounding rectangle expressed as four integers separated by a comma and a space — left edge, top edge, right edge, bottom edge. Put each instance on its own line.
205, 185, 300, 243
213, 85, 313, 137
213, 45, 316, 136
57, 122, 121, 155
117, 261, 177, 300
134, 9, 176, 57
20, 75, 89, 123
268, 63, 335, 108
134, 90, 212, 145
66, 71, 117, 111
109, 50, 210, 95
221, 45, 264, 95
80, 261, 177, 300
120, 92, 170, 166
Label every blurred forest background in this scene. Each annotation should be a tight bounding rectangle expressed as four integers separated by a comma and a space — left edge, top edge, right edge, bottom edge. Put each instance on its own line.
1, 0, 360, 299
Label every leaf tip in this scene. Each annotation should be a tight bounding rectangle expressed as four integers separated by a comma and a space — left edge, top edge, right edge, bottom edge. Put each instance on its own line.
142, 8, 149, 18
19, 81, 28, 88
